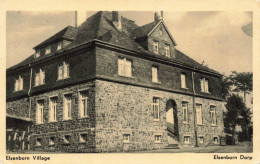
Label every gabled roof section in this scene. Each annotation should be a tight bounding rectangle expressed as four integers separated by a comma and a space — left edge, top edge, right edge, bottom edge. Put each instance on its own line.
33, 26, 78, 49
130, 20, 177, 46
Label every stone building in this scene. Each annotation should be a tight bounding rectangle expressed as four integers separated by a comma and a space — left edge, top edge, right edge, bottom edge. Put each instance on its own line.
6, 11, 225, 152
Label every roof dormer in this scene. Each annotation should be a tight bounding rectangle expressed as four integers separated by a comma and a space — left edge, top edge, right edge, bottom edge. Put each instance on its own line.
130, 11, 177, 58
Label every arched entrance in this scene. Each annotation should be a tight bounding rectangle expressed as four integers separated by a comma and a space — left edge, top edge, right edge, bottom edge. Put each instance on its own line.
166, 99, 179, 144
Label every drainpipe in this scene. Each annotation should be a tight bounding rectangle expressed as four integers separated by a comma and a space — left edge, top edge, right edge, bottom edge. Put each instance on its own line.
192, 68, 198, 147
28, 63, 33, 132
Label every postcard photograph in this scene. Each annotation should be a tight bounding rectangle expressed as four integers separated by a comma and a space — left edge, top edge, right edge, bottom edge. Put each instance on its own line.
5, 11, 253, 156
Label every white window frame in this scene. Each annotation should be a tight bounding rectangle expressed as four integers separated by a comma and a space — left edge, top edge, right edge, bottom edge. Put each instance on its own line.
181, 73, 187, 89
49, 97, 57, 122
184, 136, 191, 144
35, 69, 45, 86
153, 41, 159, 54
14, 75, 23, 91
118, 57, 132, 77
63, 94, 72, 120
79, 90, 88, 118
35, 49, 40, 58
123, 134, 130, 143
210, 106, 217, 125
196, 104, 203, 125
182, 102, 188, 123
36, 100, 44, 124
152, 97, 160, 121
165, 44, 170, 57
152, 66, 158, 83
200, 78, 209, 93
154, 135, 161, 143
57, 41, 62, 50
58, 61, 70, 80
45, 46, 51, 54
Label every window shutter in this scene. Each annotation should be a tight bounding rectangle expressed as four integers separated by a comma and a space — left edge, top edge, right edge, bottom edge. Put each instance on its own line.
40, 70, 45, 84
125, 59, 132, 77
200, 79, 204, 92
58, 65, 63, 79
35, 73, 39, 86
205, 79, 209, 92
152, 67, 158, 82
19, 77, 23, 90
118, 58, 124, 75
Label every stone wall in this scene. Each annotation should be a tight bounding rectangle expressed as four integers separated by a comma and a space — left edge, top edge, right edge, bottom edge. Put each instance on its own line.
6, 97, 30, 118
95, 80, 224, 152
30, 81, 96, 152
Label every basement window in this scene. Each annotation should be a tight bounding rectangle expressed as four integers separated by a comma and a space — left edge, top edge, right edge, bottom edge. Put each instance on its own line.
49, 137, 55, 145
63, 135, 70, 144
184, 136, 190, 144
198, 136, 204, 144
123, 134, 130, 143
36, 138, 42, 147
79, 133, 87, 143
154, 135, 161, 143
213, 137, 219, 144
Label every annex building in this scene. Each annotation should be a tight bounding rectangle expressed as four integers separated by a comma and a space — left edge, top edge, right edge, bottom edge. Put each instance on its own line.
6, 11, 225, 152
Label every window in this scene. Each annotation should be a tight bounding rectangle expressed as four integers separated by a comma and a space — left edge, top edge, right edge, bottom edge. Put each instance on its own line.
210, 106, 217, 125
63, 94, 72, 120
57, 42, 62, 50
14, 75, 23, 91
63, 135, 70, 144
184, 136, 190, 144
198, 136, 204, 144
165, 44, 170, 57
49, 137, 55, 145
213, 137, 219, 144
152, 66, 158, 83
182, 102, 188, 123
36, 100, 44, 124
58, 61, 69, 80
200, 78, 209, 93
35, 50, 40, 58
152, 97, 160, 121
181, 73, 187, 88
153, 41, 159, 54
36, 138, 42, 146
35, 69, 45, 86
123, 134, 130, 143
196, 104, 203, 125
79, 91, 88, 118
79, 133, 87, 143
45, 46, 51, 54
118, 57, 132, 77
154, 135, 161, 143
49, 97, 57, 122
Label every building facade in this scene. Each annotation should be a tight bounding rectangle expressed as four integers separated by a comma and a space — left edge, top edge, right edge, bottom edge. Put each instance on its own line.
6, 11, 225, 152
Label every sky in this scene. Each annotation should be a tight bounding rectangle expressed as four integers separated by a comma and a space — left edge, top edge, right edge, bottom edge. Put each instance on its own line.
6, 11, 252, 76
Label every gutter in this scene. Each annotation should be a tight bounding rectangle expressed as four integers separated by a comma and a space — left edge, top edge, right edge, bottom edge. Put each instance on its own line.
28, 63, 33, 120
192, 68, 198, 147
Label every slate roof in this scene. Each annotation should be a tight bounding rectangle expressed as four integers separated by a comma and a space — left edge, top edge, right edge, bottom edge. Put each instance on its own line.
8, 11, 220, 75
34, 26, 78, 49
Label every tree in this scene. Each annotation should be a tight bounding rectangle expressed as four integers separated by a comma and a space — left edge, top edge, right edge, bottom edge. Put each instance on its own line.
221, 75, 233, 100
229, 71, 253, 103
224, 94, 250, 144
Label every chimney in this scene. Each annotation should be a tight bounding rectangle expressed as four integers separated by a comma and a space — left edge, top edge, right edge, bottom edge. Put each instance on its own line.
75, 11, 77, 28
154, 11, 163, 22
112, 11, 122, 31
